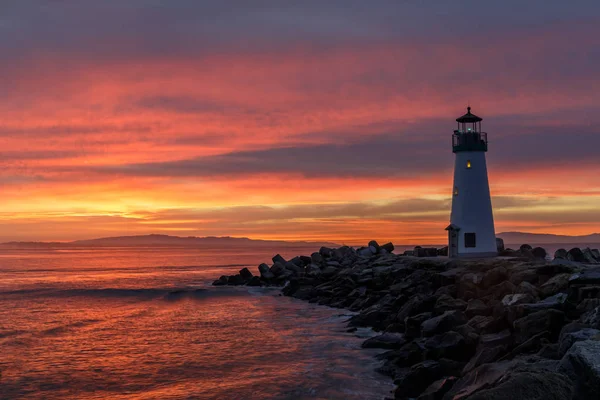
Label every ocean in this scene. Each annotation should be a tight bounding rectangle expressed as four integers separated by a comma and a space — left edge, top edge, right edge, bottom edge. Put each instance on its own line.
0, 246, 394, 400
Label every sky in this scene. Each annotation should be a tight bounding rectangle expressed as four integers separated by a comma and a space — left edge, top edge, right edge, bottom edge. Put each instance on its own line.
1, 0, 600, 244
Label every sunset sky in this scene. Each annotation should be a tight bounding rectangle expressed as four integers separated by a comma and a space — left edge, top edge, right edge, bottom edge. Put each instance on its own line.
1, 1, 600, 244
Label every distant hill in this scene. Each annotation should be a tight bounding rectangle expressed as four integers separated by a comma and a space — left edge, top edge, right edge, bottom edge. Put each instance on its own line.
498, 232, 600, 245
0, 234, 339, 248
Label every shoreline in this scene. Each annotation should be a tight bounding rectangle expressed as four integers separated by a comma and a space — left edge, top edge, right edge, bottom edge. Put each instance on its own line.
213, 242, 600, 399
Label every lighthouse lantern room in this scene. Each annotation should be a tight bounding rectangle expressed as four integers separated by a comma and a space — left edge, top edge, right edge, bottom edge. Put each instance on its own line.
446, 107, 497, 258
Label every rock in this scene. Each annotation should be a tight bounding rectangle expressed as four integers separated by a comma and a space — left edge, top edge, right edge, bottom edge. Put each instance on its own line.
357, 247, 374, 257
284, 262, 304, 275
554, 248, 568, 259
385, 341, 426, 367
516, 281, 539, 298
485, 280, 517, 300
310, 252, 323, 264
581, 306, 600, 329
381, 242, 395, 253
583, 248, 600, 264
508, 266, 539, 286
239, 267, 253, 280
539, 273, 570, 298
258, 263, 275, 280
520, 292, 568, 314
272, 254, 286, 264
421, 311, 468, 337
443, 360, 517, 400
436, 268, 466, 286
321, 266, 338, 278
520, 244, 533, 252
558, 327, 600, 357
462, 345, 507, 374
305, 263, 322, 277
513, 309, 565, 345
270, 262, 286, 277
482, 266, 508, 289
531, 247, 547, 259
212, 275, 228, 286
394, 360, 443, 398
465, 299, 490, 318
424, 331, 471, 361
368, 240, 380, 254
246, 276, 262, 286
362, 333, 407, 349
405, 312, 433, 338
467, 316, 497, 334
502, 293, 535, 307
434, 295, 468, 314
559, 339, 600, 398
319, 246, 334, 258
464, 369, 574, 400
417, 376, 457, 400
567, 247, 585, 262
479, 329, 513, 349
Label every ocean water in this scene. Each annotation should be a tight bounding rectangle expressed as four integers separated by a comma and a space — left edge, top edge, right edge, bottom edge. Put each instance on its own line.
0, 246, 394, 400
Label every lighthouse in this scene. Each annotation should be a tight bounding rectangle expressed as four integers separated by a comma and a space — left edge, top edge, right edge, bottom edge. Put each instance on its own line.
446, 107, 497, 258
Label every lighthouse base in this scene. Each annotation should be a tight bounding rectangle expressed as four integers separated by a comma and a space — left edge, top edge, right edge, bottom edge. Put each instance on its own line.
453, 251, 497, 259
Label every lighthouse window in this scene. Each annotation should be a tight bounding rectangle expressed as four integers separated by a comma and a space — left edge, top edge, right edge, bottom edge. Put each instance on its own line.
464, 233, 477, 248
466, 160, 472, 169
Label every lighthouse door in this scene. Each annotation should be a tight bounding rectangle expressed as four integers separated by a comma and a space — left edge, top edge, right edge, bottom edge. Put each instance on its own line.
447, 227, 459, 258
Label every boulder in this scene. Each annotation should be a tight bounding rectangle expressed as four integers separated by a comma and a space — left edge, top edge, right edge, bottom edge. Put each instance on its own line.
539, 273, 570, 298
270, 262, 286, 277
520, 244, 533, 252
482, 266, 508, 289
284, 262, 304, 275
310, 252, 323, 264
434, 295, 468, 314
368, 240, 380, 254
502, 293, 535, 307
583, 248, 600, 264
513, 309, 565, 345
212, 275, 228, 286
239, 267, 253, 280
581, 305, 600, 329
272, 254, 286, 264
516, 281, 540, 298
531, 247, 547, 259
559, 339, 600, 398
357, 247, 374, 257
462, 345, 507, 374
404, 312, 433, 338
246, 276, 262, 286
443, 360, 517, 400
384, 341, 426, 367
465, 299, 490, 318
362, 333, 407, 349
258, 263, 275, 280
417, 376, 457, 400
381, 242, 395, 253
485, 280, 517, 300
305, 263, 322, 277
394, 360, 443, 398
464, 369, 574, 400
479, 329, 513, 349
321, 266, 338, 278
558, 327, 600, 357
567, 248, 585, 262
421, 311, 468, 337
424, 331, 470, 361
318, 246, 334, 258
554, 248, 568, 259
467, 316, 497, 334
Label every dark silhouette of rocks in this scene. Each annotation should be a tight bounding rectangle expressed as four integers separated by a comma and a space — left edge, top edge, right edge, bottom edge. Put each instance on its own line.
212, 242, 600, 398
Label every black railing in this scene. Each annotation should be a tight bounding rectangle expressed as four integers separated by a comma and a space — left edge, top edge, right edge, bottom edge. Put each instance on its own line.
452, 130, 488, 152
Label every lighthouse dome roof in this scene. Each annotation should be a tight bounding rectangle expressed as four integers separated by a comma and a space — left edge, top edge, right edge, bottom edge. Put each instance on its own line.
456, 107, 482, 123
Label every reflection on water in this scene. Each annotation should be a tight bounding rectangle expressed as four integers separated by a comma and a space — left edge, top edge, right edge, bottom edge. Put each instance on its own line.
0, 247, 393, 399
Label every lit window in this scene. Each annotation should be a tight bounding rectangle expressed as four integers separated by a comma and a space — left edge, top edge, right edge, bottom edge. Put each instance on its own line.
453, 186, 459, 196
466, 160, 472, 169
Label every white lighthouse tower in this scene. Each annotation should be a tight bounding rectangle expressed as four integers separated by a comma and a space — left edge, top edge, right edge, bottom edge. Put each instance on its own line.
446, 107, 497, 258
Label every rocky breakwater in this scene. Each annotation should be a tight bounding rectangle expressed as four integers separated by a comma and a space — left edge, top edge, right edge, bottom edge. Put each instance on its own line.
213, 242, 600, 399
